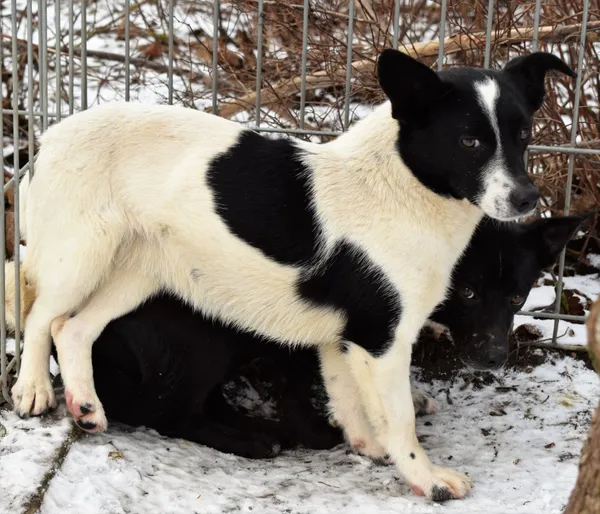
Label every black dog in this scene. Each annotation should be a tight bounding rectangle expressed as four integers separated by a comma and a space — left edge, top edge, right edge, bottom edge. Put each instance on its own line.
85, 298, 341, 459
429, 214, 587, 369
75, 214, 584, 460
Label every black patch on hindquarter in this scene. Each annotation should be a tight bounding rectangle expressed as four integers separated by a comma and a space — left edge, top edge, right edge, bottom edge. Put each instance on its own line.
206, 131, 320, 266
298, 241, 401, 356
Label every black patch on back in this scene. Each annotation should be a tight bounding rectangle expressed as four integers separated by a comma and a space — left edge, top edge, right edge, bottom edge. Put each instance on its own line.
298, 241, 401, 356
206, 131, 320, 266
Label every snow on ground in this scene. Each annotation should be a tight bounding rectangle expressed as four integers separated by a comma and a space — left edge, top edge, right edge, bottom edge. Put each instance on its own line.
0, 407, 72, 512
1, 356, 598, 514
2, 3, 599, 513
589, 254, 600, 269
515, 271, 600, 346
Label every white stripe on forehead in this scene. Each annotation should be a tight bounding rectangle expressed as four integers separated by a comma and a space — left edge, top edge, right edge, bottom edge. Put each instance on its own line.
474, 77, 500, 135
474, 77, 518, 220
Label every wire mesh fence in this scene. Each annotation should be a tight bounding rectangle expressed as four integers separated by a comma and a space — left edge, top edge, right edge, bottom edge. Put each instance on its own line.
1, 0, 599, 405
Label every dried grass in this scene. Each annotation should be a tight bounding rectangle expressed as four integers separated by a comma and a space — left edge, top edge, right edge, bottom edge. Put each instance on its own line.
2, 0, 599, 242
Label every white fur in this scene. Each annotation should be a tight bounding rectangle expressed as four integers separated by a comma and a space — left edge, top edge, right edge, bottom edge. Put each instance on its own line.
13, 101, 481, 499
475, 78, 518, 221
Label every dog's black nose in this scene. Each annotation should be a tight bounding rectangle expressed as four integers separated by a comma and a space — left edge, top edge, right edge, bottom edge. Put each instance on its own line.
486, 356, 503, 368
511, 185, 540, 214
483, 342, 508, 369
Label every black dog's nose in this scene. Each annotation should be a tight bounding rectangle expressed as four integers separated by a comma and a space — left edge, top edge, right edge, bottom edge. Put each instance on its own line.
511, 185, 540, 214
486, 356, 502, 368
484, 343, 508, 369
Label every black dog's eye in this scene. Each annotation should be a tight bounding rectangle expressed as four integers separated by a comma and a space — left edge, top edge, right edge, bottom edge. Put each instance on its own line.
460, 287, 476, 299
519, 128, 530, 140
460, 137, 480, 149
511, 294, 526, 305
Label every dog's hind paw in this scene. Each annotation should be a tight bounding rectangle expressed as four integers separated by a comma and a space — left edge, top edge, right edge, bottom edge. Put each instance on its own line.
66, 389, 108, 433
12, 374, 57, 418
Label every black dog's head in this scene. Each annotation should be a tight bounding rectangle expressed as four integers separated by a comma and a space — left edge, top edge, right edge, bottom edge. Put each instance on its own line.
377, 50, 575, 221
430, 214, 588, 370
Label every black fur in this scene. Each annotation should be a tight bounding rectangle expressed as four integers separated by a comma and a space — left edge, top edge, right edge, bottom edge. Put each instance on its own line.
206, 131, 319, 266
208, 133, 402, 357
83, 294, 342, 459
503, 53, 576, 112
204, 51, 573, 360
430, 214, 587, 369
298, 242, 401, 356
80, 215, 583, 460
377, 50, 574, 204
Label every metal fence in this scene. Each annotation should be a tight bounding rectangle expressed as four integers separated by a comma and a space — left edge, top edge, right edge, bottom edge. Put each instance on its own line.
1, 0, 599, 404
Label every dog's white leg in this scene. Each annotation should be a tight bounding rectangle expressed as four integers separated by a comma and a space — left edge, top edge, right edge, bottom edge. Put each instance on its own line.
12, 297, 58, 417
344, 339, 471, 501
52, 267, 159, 433
12, 236, 124, 417
318, 345, 390, 464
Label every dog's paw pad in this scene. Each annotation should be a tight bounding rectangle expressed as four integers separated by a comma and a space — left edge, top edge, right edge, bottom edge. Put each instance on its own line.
76, 419, 98, 432
74, 410, 108, 433
429, 485, 454, 502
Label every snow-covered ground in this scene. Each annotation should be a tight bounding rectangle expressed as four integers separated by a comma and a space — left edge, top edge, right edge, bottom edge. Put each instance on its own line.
2, 1, 599, 512
514, 268, 600, 347
1, 355, 598, 513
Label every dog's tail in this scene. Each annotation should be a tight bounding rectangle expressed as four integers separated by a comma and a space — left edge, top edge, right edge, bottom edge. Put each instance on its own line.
3, 259, 36, 334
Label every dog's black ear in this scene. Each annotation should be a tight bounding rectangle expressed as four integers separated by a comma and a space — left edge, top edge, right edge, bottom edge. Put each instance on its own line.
503, 52, 576, 112
527, 212, 593, 269
377, 49, 446, 124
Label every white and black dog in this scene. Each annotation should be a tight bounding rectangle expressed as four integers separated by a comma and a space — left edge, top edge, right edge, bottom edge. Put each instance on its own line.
12, 50, 574, 501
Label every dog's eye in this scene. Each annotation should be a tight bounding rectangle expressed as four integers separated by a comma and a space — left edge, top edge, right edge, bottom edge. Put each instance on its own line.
460, 287, 475, 299
511, 294, 526, 305
519, 128, 530, 140
460, 137, 480, 149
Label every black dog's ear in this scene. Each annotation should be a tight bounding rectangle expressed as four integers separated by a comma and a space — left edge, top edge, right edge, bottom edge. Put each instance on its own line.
503, 52, 576, 112
377, 49, 446, 124
527, 212, 593, 269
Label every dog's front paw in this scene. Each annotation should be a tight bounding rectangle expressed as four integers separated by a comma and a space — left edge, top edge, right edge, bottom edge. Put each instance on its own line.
424, 320, 451, 341
411, 465, 472, 501
12, 374, 57, 417
65, 388, 107, 433
413, 388, 438, 417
